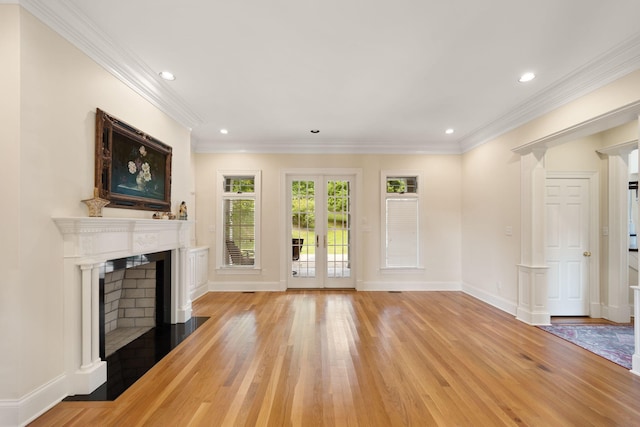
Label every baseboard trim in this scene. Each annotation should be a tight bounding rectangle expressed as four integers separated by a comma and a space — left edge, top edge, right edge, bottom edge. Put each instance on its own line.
0, 373, 67, 427
462, 282, 518, 316
190, 283, 209, 302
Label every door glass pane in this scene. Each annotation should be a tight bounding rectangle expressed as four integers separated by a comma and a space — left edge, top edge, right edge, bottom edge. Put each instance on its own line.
327, 180, 350, 278
291, 180, 315, 278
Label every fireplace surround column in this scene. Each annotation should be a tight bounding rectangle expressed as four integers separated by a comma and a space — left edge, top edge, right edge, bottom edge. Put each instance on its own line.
79, 262, 103, 370
176, 246, 192, 322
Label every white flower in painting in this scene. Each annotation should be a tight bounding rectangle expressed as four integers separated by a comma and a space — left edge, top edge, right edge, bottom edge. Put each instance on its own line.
128, 161, 137, 174
140, 162, 151, 182
141, 162, 152, 181
139, 146, 147, 156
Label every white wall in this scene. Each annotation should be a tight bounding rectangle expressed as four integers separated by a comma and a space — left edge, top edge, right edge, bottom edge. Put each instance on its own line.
461, 69, 640, 315
0, 6, 192, 425
460, 132, 521, 312
194, 153, 462, 290
0, 3, 22, 405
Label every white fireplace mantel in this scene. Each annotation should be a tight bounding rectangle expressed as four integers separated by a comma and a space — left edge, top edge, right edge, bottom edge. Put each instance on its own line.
53, 217, 193, 260
53, 217, 194, 396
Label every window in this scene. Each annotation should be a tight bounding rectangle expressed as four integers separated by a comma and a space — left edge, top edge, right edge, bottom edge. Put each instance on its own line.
218, 171, 261, 269
382, 172, 421, 268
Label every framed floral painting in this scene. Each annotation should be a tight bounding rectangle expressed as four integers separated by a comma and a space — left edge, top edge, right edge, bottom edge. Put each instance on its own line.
95, 108, 172, 211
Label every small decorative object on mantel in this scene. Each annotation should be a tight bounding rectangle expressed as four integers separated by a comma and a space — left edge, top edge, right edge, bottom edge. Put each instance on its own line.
178, 201, 188, 220
153, 211, 175, 220
81, 188, 110, 217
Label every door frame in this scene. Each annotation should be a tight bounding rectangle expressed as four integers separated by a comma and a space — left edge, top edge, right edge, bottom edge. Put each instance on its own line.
515, 104, 640, 326
545, 172, 600, 316
281, 168, 362, 290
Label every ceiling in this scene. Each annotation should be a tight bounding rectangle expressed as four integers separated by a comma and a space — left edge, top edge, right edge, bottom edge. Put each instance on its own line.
18, 0, 640, 154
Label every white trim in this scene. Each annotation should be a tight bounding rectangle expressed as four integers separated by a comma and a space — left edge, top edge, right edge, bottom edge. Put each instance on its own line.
190, 283, 209, 301
216, 170, 262, 270
381, 170, 424, 269
281, 169, 362, 290
513, 101, 640, 155
545, 171, 600, 318
20, 1, 640, 154
0, 373, 66, 427
597, 139, 638, 156
193, 139, 462, 155
20, 0, 202, 129
462, 34, 640, 153
462, 282, 518, 315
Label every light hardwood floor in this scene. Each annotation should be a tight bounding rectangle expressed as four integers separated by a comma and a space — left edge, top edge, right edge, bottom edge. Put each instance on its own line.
31, 291, 640, 426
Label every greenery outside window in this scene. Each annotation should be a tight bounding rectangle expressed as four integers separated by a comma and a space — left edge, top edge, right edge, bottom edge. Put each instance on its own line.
218, 171, 261, 269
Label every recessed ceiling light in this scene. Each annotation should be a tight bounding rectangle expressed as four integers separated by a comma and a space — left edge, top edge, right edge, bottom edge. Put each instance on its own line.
220, 129, 228, 134
159, 71, 176, 81
518, 72, 536, 83
445, 128, 454, 135
310, 129, 320, 134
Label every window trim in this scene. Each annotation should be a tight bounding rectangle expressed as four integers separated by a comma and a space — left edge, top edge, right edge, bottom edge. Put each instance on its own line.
216, 170, 261, 271
380, 170, 423, 270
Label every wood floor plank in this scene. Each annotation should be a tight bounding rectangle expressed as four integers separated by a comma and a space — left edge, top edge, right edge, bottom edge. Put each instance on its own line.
30, 291, 640, 426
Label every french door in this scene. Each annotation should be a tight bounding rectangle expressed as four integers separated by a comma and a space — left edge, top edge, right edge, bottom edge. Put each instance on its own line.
287, 174, 354, 288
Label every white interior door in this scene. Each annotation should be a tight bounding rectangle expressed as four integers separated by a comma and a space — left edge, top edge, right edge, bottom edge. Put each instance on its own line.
545, 178, 591, 316
287, 175, 354, 289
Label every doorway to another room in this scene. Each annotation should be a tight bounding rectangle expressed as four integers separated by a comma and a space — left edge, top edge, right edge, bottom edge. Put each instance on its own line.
287, 174, 355, 289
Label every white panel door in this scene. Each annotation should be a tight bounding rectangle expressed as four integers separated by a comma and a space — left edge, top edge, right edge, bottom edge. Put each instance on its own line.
545, 178, 591, 316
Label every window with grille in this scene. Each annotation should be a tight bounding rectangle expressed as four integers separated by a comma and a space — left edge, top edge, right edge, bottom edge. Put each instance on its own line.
382, 172, 420, 268
218, 172, 261, 268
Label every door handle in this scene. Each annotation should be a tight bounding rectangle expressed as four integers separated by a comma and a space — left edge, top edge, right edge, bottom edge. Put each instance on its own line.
583, 251, 592, 257
316, 235, 319, 248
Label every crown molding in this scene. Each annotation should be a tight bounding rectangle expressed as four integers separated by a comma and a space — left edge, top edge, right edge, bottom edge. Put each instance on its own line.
459, 32, 640, 153
192, 139, 462, 155
20, 0, 203, 130
19, 1, 640, 155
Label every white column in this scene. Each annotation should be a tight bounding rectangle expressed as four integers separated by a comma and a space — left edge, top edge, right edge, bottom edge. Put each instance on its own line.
91, 264, 101, 365
74, 261, 107, 394
607, 152, 631, 323
516, 147, 550, 325
79, 264, 93, 370
175, 246, 192, 323
79, 262, 103, 369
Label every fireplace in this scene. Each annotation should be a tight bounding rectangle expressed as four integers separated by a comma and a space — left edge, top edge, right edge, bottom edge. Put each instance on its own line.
101, 251, 172, 358
53, 217, 192, 396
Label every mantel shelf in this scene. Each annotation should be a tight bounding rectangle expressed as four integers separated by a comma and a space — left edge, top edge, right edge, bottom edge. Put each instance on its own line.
53, 217, 193, 235
53, 217, 193, 260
